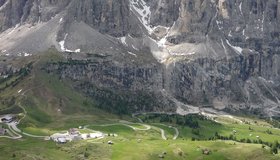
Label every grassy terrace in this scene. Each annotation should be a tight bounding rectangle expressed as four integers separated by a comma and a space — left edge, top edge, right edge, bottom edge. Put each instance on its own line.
1, 136, 278, 160
89, 124, 135, 137
111, 139, 277, 160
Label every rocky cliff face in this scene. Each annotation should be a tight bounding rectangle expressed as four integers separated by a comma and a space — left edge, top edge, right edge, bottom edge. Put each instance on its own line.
1, 0, 280, 117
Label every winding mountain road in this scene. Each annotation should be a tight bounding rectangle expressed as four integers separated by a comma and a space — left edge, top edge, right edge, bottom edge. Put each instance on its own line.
7, 124, 22, 139
0, 87, 50, 139
8, 122, 47, 138
132, 113, 179, 140
154, 124, 179, 140
172, 126, 179, 140
85, 122, 151, 132
160, 129, 167, 140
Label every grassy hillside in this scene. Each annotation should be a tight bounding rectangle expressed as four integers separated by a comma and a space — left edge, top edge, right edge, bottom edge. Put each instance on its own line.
0, 49, 124, 128
0, 129, 278, 160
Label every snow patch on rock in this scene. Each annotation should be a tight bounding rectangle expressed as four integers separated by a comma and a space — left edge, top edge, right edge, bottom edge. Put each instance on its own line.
239, 2, 243, 14
59, 34, 81, 53
130, 0, 153, 34
226, 39, 243, 55
128, 51, 137, 57
59, 18, 63, 24
119, 36, 127, 46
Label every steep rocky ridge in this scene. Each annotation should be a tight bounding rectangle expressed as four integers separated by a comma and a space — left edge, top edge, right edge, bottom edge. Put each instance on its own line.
0, 0, 280, 117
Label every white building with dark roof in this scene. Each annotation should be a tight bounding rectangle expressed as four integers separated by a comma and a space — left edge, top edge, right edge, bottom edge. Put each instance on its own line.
1, 115, 14, 123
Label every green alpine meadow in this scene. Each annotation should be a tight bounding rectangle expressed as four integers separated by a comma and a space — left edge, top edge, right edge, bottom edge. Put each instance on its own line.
0, 0, 280, 159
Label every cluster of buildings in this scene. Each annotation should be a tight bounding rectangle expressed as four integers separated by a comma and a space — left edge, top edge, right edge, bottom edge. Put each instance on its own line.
51, 128, 104, 143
